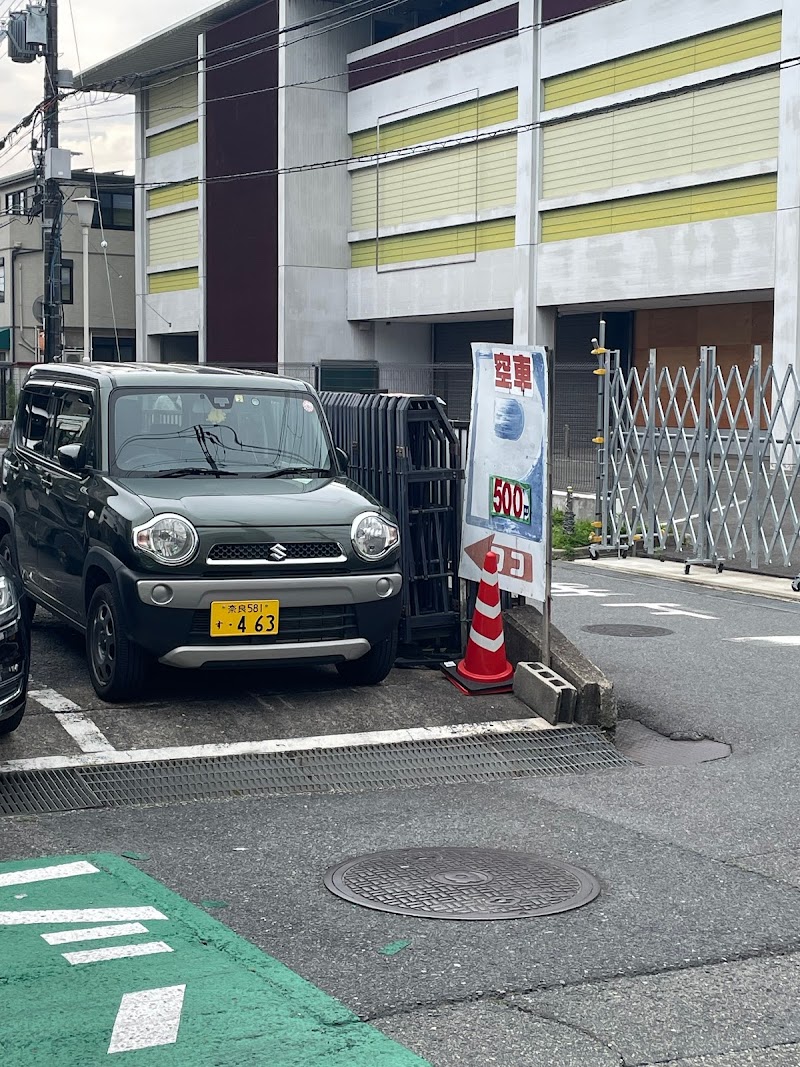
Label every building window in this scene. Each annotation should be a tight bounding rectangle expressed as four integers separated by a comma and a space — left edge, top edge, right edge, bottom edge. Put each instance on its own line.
0, 258, 5, 303
60, 260, 73, 304
92, 189, 134, 231
4, 189, 28, 215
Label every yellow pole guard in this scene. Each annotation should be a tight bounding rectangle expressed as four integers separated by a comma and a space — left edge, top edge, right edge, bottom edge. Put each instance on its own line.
593, 368, 607, 376
592, 436, 604, 444
633, 534, 643, 541
590, 535, 603, 543
591, 347, 608, 355
591, 521, 603, 528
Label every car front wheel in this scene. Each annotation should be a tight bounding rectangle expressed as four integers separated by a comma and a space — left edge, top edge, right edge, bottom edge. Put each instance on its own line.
336, 628, 398, 686
86, 584, 149, 702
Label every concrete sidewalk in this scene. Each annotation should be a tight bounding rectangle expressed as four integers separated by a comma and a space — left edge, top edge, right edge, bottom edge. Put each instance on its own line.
573, 554, 800, 603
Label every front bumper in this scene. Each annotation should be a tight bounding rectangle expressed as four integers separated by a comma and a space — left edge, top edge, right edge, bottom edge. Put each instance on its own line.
160, 638, 370, 668
114, 570, 403, 667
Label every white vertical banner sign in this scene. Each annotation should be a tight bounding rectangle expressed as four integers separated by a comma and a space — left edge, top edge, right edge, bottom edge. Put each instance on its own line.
459, 343, 549, 603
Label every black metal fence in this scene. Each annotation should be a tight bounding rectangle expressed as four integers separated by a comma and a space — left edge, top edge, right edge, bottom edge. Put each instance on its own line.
320, 392, 463, 659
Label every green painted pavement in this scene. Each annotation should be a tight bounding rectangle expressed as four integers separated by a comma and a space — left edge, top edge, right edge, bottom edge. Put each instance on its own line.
0, 853, 430, 1066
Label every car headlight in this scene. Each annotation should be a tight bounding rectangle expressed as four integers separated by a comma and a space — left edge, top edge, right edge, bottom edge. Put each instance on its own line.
133, 514, 199, 566
0, 575, 18, 619
351, 512, 399, 561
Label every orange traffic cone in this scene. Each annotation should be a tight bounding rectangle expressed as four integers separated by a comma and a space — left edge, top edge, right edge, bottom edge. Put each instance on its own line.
442, 550, 514, 695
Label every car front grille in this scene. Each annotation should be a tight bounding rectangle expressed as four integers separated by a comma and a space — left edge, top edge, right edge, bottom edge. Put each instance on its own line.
189, 604, 358, 645
207, 541, 345, 564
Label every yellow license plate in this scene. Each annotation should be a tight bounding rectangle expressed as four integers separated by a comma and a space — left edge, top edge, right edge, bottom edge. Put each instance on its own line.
209, 600, 280, 637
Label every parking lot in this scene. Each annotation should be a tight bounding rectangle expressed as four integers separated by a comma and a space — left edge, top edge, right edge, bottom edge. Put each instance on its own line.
2, 605, 534, 770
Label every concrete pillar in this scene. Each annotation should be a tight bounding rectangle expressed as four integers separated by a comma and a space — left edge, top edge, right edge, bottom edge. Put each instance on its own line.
773, 0, 800, 385
513, 0, 556, 352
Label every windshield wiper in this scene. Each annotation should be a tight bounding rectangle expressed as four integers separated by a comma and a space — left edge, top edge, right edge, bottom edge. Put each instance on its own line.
258, 466, 333, 480
152, 467, 239, 478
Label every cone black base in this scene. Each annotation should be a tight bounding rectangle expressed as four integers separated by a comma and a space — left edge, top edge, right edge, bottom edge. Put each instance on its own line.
441, 661, 515, 696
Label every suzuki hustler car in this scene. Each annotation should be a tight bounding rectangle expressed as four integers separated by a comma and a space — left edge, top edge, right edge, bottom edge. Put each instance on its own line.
0, 364, 402, 701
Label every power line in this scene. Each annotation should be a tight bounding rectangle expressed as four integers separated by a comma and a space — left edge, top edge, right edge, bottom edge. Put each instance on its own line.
66, 0, 122, 361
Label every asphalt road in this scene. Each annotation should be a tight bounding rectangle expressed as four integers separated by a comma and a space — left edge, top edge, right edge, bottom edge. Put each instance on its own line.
3, 561, 800, 1066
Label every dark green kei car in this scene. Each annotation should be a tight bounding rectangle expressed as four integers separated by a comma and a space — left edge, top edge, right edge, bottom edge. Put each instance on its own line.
0, 364, 402, 701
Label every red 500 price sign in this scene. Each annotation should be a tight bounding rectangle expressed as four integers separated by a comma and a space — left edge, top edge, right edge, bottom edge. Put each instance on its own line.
490, 476, 532, 524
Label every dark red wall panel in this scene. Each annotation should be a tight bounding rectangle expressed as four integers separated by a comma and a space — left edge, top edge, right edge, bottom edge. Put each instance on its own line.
205, 2, 278, 366
348, 5, 519, 91
542, 0, 610, 22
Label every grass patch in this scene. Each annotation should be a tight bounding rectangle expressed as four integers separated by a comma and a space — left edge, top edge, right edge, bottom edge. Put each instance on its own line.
552, 508, 594, 557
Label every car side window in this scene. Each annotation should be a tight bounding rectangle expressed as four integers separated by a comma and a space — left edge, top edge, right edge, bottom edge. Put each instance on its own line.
53, 391, 96, 468
17, 387, 54, 456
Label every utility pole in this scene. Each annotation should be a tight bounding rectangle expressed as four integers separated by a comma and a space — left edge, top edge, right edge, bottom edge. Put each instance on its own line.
42, 0, 61, 363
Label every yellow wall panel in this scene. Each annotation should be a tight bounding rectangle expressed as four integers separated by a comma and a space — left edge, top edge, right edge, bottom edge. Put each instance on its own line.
147, 209, 199, 267
351, 135, 516, 231
542, 73, 779, 199
350, 217, 515, 267
351, 90, 518, 156
543, 14, 781, 109
147, 69, 198, 128
540, 174, 776, 242
147, 181, 199, 211
148, 268, 199, 294
146, 121, 199, 158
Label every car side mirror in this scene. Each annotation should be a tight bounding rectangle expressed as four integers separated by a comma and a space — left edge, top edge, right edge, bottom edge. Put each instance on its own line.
335, 447, 348, 471
57, 443, 87, 473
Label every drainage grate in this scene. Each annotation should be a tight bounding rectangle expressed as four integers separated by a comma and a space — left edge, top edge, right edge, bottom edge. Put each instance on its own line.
0, 727, 632, 816
615, 719, 731, 766
582, 624, 674, 638
324, 847, 600, 920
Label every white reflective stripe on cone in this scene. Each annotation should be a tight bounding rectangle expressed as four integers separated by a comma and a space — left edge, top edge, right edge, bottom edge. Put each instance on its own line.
469, 630, 506, 653
481, 571, 499, 586
474, 598, 501, 620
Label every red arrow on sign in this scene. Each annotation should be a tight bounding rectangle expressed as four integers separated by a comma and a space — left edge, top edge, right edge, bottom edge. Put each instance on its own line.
464, 534, 494, 568
465, 535, 534, 583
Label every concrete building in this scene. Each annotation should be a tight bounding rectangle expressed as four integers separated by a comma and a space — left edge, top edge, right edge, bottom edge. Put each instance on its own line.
78, 0, 790, 397
0, 168, 136, 383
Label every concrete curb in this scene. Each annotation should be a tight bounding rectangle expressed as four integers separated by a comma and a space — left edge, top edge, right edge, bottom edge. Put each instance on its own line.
503, 605, 617, 730
571, 555, 800, 604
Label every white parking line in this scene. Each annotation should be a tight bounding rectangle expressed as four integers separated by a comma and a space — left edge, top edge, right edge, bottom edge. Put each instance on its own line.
42, 923, 150, 946
63, 942, 173, 966
730, 635, 800, 645
28, 688, 82, 712
0, 717, 558, 773
108, 985, 186, 1055
55, 712, 115, 753
0, 861, 98, 887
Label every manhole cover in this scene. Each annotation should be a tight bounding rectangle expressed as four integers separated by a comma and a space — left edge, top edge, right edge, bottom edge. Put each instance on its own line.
324, 847, 600, 920
582, 624, 674, 638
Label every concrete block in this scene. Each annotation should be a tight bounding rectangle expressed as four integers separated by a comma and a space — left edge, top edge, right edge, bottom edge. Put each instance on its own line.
513, 662, 578, 724
503, 605, 617, 730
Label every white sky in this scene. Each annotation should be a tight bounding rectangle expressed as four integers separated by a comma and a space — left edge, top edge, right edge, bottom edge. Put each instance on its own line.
0, 0, 208, 178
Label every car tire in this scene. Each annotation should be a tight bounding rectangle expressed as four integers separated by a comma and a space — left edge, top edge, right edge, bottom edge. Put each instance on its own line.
336, 628, 398, 686
0, 533, 35, 625
86, 583, 149, 702
0, 704, 25, 736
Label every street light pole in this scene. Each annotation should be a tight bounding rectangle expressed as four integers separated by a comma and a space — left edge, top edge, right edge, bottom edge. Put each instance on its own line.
74, 197, 97, 362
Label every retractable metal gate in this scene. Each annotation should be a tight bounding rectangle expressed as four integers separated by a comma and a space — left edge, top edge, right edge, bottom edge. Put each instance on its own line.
595, 346, 800, 573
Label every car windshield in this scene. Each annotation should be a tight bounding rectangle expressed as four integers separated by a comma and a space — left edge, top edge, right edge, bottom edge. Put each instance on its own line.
111, 387, 334, 477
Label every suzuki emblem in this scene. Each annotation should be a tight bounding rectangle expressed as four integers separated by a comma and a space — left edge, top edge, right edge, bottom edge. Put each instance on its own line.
269, 543, 288, 561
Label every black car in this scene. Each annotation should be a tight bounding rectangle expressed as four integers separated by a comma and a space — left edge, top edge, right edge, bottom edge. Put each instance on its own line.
0, 554, 30, 736
0, 364, 402, 703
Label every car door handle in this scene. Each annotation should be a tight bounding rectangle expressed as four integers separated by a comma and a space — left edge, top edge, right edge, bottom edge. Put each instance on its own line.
40, 472, 53, 489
